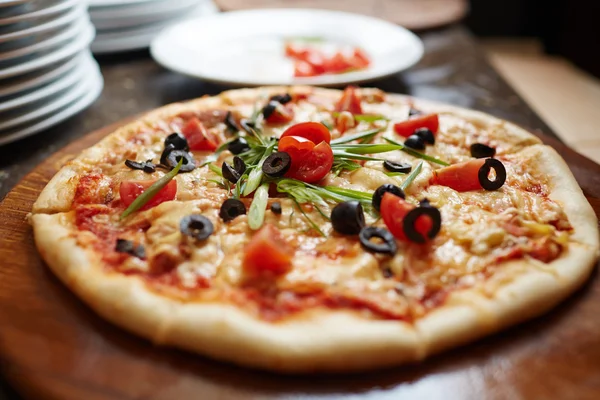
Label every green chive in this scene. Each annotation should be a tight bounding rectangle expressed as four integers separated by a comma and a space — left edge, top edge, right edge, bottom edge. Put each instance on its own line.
330, 128, 383, 145
400, 161, 423, 191
208, 163, 223, 176
293, 199, 325, 237
332, 112, 389, 123
243, 142, 275, 196
332, 150, 383, 162
339, 144, 402, 155
248, 183, 269, 230
323, 186, 372, 202
120, 159, 183, 220
383, 137, 450, 166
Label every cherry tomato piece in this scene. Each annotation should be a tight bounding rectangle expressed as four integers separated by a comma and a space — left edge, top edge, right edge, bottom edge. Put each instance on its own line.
348, 48, 371, 68
181, 118, 219, 151
380, 192, 433, 242
265, 103, 295, 124
431, 158, 487, 192
243, 224, 292, 275
335, 86, 363, 114
393, 114, 439, 138
280, 121, 331, 144
119, 180, 177, 211
278, 136, 334, 183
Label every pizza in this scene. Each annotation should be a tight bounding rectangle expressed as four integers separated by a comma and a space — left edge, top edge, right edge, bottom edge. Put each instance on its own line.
31, 86, 599, 373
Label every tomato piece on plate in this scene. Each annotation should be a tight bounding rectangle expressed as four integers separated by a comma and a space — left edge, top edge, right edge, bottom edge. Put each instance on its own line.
294, 60, 317, 77
265, 103, 295, 124
278, 136, 334, 183
181, 117, 219, 151
380, 192, 433, 242
393, 114, 439, 138
243, 224, 292, 275
119, 180, 177, 210
431, 158, 486, 192
280, 121, 331, 144
348, 48, 371, 69
324, 52, 352, 73
335, 86, 363, 114
303, 49, 327, 74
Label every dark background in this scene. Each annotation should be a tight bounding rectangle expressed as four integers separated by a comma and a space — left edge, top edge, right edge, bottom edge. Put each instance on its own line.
466, 0, 600, 78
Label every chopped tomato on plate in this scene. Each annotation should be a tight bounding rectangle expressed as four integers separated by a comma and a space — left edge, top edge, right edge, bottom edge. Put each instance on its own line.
393, 114, 439, 138
119, 180, 177, 210
286, 42, 371, 78
181, 117, 219, 151
243, 224, 292, 275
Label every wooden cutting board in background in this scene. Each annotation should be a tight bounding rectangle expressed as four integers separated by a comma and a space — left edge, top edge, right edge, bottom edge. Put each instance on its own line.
213, 0, 469, 30
0, 120, 599, 400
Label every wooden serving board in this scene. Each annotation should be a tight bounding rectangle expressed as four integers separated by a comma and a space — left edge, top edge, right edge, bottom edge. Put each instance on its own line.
0, 120, 599, 400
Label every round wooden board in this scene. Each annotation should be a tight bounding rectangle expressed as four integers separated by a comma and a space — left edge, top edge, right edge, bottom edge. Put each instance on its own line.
0, 120, 599, 400
213, 0, 468, 31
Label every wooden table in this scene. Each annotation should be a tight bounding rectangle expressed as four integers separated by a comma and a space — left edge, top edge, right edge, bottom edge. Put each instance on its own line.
0, 26, 587, 400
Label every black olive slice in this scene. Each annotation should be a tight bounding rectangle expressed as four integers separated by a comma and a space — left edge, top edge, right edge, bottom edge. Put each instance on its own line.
270, 202, 282, 214
270, 93, 292, 104
125, 159, 156, 173
470, 143, 496, 159
222, 162, 241, 183
331, 201, 365, 235
262, 101, 279, 119
404, 134, 426, 151
359, 227, 397, 255
165, 149, 195, 172
414, 127, 435, 145
233, 156, 246, 175
383, 160, 412, 173
115, 238, 146, 259
409, 108, 422, 117
180, 215, 214, 241
224, 111, 240, 132
164, 132, 189, 151
402, 205, 442, 244
160, 143, 176, 166
478, 158, 506, 190
227, 137, 251, 155
262, 151, 291, 177
372, 184, 405, 212
219, 199, 247, 222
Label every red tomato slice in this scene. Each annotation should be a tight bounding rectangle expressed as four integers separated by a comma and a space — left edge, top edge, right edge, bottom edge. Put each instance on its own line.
243, 224, 292, 275
431, 159, 486, 192
294, 60, 317, 77
335, 86, 363, 114
348, 48, 371, 69
303, 50, 326, 74
181, 117, 218, 151
380, 192, 433, 242
265, 103, 295, 124
278, 136, 334, 183
119, 180, 177, 210
280, 122, 331, 144
324, 52, 352, 73
393, 114, 439, 138
285, 43, 306, 58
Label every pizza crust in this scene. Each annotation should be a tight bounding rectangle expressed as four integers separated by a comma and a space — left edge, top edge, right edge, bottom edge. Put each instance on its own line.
31, 87, 599, 373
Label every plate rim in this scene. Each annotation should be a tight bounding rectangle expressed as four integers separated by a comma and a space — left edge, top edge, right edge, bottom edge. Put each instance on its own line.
0, 0, 79, 26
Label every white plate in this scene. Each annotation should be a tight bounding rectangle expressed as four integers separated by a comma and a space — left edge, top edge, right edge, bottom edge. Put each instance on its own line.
0, 0, 79, 26
0, 16, 87, 62
0, 0, 29, 7
0, 21, 94, 79
90, 0, 180, 7
150, 9, 424, 87
0, 3, 85, 44
90, 0, 199, 20
0, 63, 103, 145
0, 53, 80, 97
0, 52, 92, 112
91, 0, 200, 30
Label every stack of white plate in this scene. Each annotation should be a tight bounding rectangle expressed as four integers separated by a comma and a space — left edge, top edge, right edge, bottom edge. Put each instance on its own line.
0, 0, 102, 146
89, 0, 218, 54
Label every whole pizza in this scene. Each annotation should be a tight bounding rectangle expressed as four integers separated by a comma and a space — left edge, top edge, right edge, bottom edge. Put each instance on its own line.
31, 86, 599, 373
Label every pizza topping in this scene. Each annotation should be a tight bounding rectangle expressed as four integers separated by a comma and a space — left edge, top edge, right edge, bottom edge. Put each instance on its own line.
222, 161, 242, 184
383, 137, 450, 166
408, 107, 422, 116
264, 103, 294, 124
125, 159, 156, 173
164, 132, 190, 151
115, 239, 146, 259
359, 227, 397, 255
278, 136, 334, 183
380, 193, 442, 243
120, 159, 182, 219
224, 111, 240, 132
404, 135, 426, 151
335, 111, 356, 134
179, 215, 214, 241
269, 93, 292, 104
393, 114, 439, 138
432, 158, 506, 192
248, 183, 270, 230
470, 143, 496, 159
243, 224, 292, 275
414, 128, 435, 145
262, 151, 292, 177
181, 117, 219, 151
227, 137, 251, 155
219, 198, 247, 222
280, 121, 331, 144
270, 202, 282, 214
383, 160, 412, 174
331, 201, 365, 235
335, 86, 362, 114
261, 101, 279, 119
372, 184, 405, 212
163, 149, 195, 173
